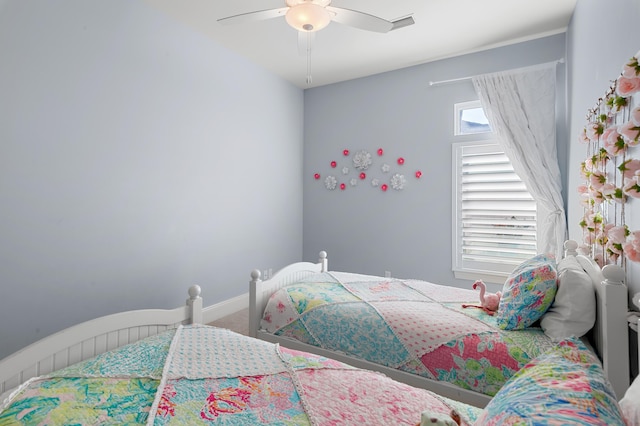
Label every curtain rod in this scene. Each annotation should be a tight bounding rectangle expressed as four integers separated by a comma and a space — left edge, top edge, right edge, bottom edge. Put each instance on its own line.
428, 58, 565, 87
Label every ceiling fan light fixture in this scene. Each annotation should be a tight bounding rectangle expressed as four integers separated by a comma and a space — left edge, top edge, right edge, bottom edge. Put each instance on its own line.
285, 3, 331, 32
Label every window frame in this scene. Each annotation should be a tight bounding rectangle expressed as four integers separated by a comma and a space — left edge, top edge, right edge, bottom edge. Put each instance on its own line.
451, 101, 537, 284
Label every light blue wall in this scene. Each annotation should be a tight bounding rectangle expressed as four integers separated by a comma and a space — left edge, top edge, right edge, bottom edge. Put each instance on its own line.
566, 0, 640, 298
303, 35, 566, 291
0, 0, 303, 360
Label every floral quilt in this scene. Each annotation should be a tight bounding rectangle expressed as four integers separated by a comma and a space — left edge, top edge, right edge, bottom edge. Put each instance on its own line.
0, 324, 481, 425
262, 271, 561, 397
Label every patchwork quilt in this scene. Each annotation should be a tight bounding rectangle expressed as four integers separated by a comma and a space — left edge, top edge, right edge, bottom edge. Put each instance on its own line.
261, 271, 561, 397
0, 324, 481, 425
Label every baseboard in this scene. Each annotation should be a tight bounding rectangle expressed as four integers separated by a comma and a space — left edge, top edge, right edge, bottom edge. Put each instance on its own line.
202, 292, 249, 324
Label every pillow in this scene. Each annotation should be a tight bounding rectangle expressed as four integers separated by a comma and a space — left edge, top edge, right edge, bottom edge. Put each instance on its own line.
474, 338, 626, 425
496, 254, 558, 330
576, 254, 606, 287
620, 374, 640, 426
540, 255, 596, 341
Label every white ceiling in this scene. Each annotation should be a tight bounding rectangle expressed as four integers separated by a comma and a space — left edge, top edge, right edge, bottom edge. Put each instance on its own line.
143, 0, 576, 89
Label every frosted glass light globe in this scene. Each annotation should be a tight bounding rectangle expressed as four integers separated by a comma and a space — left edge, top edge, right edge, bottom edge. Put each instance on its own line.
285, 3, 331, 32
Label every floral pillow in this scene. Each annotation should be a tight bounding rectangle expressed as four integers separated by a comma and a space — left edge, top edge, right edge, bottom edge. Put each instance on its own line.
474, 338, 626, 425
496, 254, 558, 330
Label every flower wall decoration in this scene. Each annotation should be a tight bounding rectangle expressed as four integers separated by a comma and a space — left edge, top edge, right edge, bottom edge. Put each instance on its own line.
578, 51, 640, 265
314, 147, 423, 193
352, 150, 373, 170
325, 175, 337, 190
390, 173, 406, 190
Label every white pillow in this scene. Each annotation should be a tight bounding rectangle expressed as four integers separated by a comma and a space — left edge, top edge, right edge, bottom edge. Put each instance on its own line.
575, 254, 605, 287
540, 255, 596, 341
620, 374, 640, 426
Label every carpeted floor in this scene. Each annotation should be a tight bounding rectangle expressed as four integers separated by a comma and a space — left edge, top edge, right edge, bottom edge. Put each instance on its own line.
208, 307, 249, 336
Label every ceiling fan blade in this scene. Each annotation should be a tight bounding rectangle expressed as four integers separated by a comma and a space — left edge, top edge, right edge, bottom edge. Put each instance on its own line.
326, 6, 393, 33
217, 7, 288, 26
297, 31, 315, 56
390, 16, 415, 31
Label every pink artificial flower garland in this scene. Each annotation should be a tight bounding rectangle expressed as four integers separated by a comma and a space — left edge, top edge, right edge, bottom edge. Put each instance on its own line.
579, 51, 640, 265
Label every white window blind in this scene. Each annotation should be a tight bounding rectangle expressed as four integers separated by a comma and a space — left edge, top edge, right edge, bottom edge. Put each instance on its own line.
453, 142, 537, 280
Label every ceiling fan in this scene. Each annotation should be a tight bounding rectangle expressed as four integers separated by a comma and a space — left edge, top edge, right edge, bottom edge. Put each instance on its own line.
218, 1, 414, 85
217, 0, 415, 34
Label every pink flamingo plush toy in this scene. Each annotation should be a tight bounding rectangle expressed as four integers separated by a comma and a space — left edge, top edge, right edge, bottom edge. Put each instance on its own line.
462, 280, 502, 315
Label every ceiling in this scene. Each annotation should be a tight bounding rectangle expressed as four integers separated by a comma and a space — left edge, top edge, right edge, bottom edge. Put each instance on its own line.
143, 0, 577, 89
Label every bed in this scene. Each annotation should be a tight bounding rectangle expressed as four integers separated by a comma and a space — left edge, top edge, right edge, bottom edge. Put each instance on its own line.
0, 285, 204, 398
249, 240, 631, 407
0, 286, 630, 425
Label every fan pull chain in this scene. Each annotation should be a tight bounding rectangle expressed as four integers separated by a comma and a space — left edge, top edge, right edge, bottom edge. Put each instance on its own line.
306, 32, 312, 85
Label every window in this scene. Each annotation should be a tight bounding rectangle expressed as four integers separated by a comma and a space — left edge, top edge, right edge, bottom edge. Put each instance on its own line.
452, 103, 537, 283
454, 100, 491, 135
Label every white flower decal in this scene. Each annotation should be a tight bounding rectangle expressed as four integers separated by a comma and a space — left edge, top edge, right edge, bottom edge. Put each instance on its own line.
342, 166, 350, 175
391, 173, 406, 190
371, 178, 379, 187
381, 163, 390, 173
325, 175, 337, 190
353, 150, 372, 170
350, 178, 358, 186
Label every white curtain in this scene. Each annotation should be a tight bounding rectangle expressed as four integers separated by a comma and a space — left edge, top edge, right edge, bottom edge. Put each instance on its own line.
472, 63, 567, 259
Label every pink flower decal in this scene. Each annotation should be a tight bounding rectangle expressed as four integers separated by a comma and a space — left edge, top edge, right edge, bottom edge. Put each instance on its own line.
330, 161, 337, 168
397, 157, 404, 165
624, 231, 640, 262
608, 225, 629, 245
381, 184, 388, 191
314, 173, 320, 179
620, 119, 640, 145
622, 55, 640, 77
589, 170, 607, 190
602, 127, 626, 156
415, 171, 422, 178
623, 175, 640, 198
377, 148, 384, 156
624, 242, 640, 262
340, 183, 346, 190
616, 75, 640, 97
343, 149, 349, 156
619, 159, 640, 179
578, 128, 590, 144
586, 122, 604, 141
359, 172, 366, 179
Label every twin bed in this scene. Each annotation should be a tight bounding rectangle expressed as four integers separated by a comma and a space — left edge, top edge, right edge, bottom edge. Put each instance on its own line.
249, 240, 631, 407
0, 240, 634, 424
